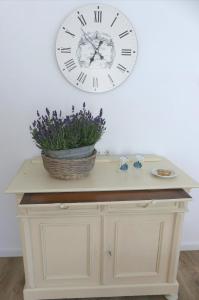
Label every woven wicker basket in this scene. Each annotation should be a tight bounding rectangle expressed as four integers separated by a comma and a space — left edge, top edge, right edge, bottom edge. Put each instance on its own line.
42, 150, 96, 180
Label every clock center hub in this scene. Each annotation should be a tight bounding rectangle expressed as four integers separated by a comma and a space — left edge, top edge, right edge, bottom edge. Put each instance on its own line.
76, 30, 115, 69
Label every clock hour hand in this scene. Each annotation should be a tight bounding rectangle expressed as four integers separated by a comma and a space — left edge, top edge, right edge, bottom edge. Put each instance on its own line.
89, 54, 95, 65
96, 40, 104, 60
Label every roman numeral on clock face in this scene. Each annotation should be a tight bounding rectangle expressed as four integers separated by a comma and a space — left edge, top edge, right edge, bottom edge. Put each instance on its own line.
121, 49, 132, 56
77, 72, 87, 84
93, 77, 98, 89
64, 59, 77, 72
119, 30, 129, 39
108, 74, 115, 86
77, 12, 87, 26
63, 28, 75, 38
110, 13, 119, 27
94, 7, 102, 23
58, 47, 71, 53
117, 64, 127, 72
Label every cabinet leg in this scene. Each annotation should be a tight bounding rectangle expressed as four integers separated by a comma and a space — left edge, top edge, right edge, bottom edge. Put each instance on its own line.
165, 295, 178, 300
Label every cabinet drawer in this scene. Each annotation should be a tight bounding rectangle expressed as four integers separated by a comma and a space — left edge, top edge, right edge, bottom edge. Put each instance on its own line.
18, 203, 100, 216
19, 190, 191, 216
106, 199, 189, 213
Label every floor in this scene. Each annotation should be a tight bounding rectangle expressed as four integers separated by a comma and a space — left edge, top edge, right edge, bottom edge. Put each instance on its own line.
0, 251, 198, 300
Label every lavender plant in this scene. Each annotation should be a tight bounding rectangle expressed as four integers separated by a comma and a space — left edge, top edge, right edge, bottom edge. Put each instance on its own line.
30, 103, 106, 151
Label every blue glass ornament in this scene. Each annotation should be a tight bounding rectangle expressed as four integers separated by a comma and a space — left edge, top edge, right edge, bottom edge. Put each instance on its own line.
120, 163, 129, 171
119, 156, 129, 171
133, 161, 142, 169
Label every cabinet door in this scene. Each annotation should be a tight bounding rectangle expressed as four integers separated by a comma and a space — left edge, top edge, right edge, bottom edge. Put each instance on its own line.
30, 216, 100, 287
103, 213, 174, 285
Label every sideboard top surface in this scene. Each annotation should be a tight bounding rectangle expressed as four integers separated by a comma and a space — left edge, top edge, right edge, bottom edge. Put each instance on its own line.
6, 155, 199, 194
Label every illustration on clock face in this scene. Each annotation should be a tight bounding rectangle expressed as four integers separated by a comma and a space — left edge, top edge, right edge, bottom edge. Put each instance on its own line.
76, 29, 115, 69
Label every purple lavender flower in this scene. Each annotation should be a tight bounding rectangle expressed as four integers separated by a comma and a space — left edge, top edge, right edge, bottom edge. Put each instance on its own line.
30, 103, 106, 151
46, 108, 50, 116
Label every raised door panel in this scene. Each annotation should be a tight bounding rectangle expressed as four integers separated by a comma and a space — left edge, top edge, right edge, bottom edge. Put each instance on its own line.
103, 213, 174, 285
30, 216, 100, 287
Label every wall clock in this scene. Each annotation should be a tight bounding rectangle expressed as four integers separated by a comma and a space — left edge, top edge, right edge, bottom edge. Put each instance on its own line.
56, 4, 137, 93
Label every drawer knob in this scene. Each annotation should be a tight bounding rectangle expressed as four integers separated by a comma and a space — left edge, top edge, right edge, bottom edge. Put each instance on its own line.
59, 204, 69, 209
107, 250, 112, 257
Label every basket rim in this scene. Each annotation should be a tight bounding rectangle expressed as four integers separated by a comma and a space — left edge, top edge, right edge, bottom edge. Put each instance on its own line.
42, 149, 97, 162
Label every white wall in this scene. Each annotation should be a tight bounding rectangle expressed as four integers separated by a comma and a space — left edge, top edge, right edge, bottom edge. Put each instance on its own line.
0, 0, 199, 256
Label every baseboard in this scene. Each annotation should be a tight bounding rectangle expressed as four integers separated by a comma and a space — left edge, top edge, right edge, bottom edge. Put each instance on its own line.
181, 243, 199, 251
0, 248, 22, 257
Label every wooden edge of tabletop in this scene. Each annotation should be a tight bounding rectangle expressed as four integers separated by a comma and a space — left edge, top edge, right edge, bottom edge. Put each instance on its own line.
20, 189, 191, 205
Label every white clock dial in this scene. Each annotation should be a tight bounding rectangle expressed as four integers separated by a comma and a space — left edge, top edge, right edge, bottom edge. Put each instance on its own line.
56, 4, 138, 93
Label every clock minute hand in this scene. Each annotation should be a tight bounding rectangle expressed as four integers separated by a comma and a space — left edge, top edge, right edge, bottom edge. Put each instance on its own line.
89, 41, 104, 65
90, 40, 104, 62
89, 49, 98, 65
81, 28, 104, 60
96, 40, 104, 59
81, 28, 97, 50
81, 28, 104, 59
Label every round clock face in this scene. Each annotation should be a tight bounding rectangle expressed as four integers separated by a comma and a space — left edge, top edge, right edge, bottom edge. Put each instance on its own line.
56, 4, 137, 93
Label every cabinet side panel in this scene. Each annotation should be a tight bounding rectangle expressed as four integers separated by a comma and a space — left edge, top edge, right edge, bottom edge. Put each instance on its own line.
19, 218, 35, 288
167, 212, 184, 282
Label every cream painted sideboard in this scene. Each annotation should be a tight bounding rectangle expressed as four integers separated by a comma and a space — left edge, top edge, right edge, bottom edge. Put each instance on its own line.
6, 155, 199, 300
